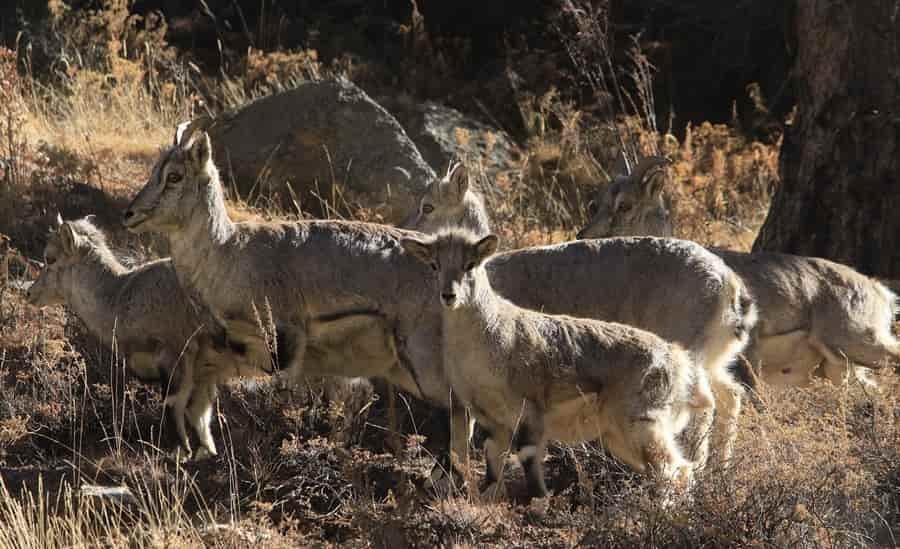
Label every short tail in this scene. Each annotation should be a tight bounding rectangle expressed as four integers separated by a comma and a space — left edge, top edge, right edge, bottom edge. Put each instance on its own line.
730, 272, 758, 343
725, 271, 763, 403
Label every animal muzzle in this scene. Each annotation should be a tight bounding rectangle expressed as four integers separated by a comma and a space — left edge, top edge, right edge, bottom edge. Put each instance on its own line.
441, 292, 457, 308
122, 208, 149, 231
24, 283, 42, 306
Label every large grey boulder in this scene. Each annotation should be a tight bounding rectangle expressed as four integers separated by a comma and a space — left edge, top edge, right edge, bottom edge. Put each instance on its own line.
380, 97, 522, 184
200, 78, 437, 223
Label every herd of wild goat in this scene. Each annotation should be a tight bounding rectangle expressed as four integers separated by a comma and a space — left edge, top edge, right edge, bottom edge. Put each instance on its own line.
24, 124, 900, 502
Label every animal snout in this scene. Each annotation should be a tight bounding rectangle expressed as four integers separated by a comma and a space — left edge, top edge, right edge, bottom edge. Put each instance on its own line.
122, 209, 144, 229
441, 292, 456, 306
24, 283, 37, 304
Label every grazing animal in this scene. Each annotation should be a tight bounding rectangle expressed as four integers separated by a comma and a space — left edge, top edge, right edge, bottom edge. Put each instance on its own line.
402, 229, 714, 500
122, 127, 451, 458
403, 165, 757, 467
577, 155, 900, 387
26, 215, 248, 458
122, 126, 753, 477
403, 162, 491, 236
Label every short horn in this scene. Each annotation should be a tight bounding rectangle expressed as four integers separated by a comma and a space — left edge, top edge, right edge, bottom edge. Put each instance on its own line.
174, 120, 194, 146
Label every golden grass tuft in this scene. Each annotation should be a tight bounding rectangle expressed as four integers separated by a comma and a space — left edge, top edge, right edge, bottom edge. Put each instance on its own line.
0, 11, 895, 548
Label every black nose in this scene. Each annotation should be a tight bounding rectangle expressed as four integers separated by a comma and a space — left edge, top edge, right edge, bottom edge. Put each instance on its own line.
123, 210, 134, 220
441, 292, 455, 303
576, 229, 585, 240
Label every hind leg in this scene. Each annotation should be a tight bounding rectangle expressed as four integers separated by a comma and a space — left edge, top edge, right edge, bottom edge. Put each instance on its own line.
811, 339, 880, 388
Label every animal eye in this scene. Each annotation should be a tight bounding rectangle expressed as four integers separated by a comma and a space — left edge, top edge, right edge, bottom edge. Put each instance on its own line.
430, 262, 438, 271
422, 204, 435, 215
464, 262, 476, 272
166, 173, 183, 184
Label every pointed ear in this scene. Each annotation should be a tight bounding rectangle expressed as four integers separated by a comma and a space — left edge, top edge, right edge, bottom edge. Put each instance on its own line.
184, 131, 212, 169
473, 234, 499, 264
58, 222, 79, 254
445, 162, 469, 203
401, 237, 434, 265
55, 212, 64, 227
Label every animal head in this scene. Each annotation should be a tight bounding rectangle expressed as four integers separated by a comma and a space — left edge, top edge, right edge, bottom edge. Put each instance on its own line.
123, 122, 216, 234
27, 214, 109, 307
577, 155, 672, 239
405, 162, 479, 234
401, 228, 499, 309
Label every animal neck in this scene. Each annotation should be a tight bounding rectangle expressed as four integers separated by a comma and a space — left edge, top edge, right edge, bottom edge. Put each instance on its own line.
170, 170, 235, 275
638, 195, 672, 237
62, 259, 127, 344
461, 193, 491, 237
442, 268, 506, 338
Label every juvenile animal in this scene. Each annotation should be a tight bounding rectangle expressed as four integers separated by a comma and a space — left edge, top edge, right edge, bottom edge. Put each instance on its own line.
123, 126, 753, 476
403, 164, 757, 468
26, 215, 248, 458
577, 155, 900, 387
403, 162, 490, 236
402, 229, 714, 500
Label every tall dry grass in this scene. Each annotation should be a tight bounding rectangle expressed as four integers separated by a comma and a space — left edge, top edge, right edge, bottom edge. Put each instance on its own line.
0, 5, 895, 548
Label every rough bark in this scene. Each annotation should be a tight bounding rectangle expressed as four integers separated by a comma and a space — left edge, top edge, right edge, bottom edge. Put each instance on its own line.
753, 0, 900, 279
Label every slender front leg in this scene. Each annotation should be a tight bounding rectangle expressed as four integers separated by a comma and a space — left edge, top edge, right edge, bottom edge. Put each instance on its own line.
481, 429, 512, 502
429, 402, 471, 494
186, 380, 218, 458
449, 404, 473, 482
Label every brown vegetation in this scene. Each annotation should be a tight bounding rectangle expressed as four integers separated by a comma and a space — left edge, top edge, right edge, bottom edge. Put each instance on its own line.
0, 4, 894, 548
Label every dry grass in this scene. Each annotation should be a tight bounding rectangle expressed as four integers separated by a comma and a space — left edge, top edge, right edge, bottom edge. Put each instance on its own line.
0, 8, 895, 548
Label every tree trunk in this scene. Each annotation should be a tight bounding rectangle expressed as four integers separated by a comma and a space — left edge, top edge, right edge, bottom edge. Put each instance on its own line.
753, 0, 900, 279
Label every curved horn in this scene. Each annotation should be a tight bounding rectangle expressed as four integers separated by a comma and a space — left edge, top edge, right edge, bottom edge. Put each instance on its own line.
392, 166, 412, 181
629, 156, 671, 185
174, 115, 215, 147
